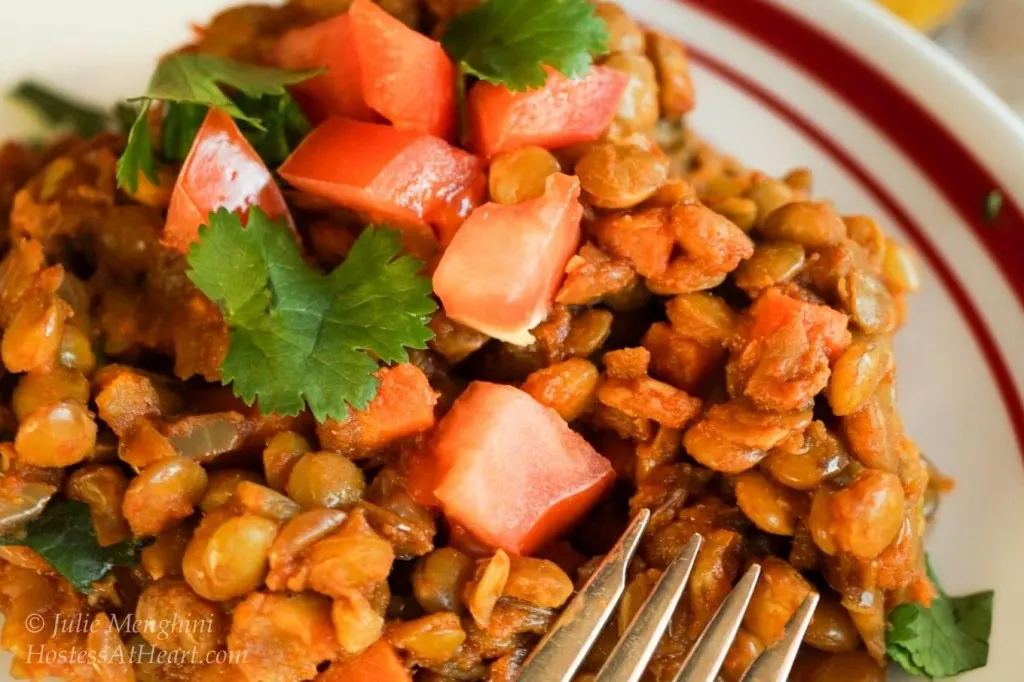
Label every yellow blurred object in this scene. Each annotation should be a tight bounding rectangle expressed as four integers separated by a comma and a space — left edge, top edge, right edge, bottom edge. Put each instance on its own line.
876, 0, 968, 30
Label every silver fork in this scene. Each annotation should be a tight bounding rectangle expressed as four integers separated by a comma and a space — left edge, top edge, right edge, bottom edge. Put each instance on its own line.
517, 509, 820, 682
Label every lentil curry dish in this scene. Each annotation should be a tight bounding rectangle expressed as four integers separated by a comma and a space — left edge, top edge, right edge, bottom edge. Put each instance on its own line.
0, 0, 994, 681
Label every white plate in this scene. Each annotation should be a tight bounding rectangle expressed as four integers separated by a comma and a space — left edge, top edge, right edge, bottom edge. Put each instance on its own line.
2, 0, 1024, 680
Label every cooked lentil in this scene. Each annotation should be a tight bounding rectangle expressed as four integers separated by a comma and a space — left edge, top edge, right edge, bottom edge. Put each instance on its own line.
0, 2, 940, 681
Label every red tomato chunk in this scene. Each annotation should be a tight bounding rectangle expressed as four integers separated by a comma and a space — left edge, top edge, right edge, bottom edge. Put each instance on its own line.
468, 66, 628, 158
275, 13, 375, 123
427, 381, 615, 555
432, 173, 583, 345
164, 109, 293, 253
349, 0, 456, 140
279, 118, 484, 241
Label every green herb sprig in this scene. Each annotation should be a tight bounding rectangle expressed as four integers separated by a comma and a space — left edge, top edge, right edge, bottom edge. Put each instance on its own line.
0, 499, 140, 593
186, 208, 436, 421
117, 54, 320, 192
10, 81, 111, 137
441, 0, 609, 92
886, 555, 994, 678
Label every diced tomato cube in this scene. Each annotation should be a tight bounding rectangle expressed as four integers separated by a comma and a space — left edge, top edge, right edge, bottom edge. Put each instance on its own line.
316, 363, 438, 456
748, 288, 851, 362
467, 66, 628, 158
279, 118, 485, 247
428, 381, 614, 555
432, 173, 583, 345
164, 109, 293, 253
275, 13, 375, 123
319, 640, 410, 682
349, 0, 456, 139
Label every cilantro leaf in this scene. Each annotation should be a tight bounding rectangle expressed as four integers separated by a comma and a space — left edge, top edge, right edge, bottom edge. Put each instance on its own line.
135, 54, 321, 129
116, 54, 320, 191
162, 101, 208, 163
886, 555, 994, 678
113, 101, 141, 135
9, 81, 109, 137
125, 94, 311, 187
236, 93, 313, 167
186, 208, 436, 421
442, 0, 609, 91
116, 101, 159, 192
0, 498, 140, 593
116, 102, 159, 192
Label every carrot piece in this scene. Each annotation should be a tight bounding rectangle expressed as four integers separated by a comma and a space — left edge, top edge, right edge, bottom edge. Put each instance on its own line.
362, 364, 437, 447
401, 444, 444, 509
317, 364, 438, 457
319, 641, 411, 682
748, 288, 851, 362
591, 208, 675, 278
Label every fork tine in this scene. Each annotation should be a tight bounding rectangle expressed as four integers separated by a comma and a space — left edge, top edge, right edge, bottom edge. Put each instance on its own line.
517, 509, 651, 682
671, 563, 762, 682
741, 592, 820, 682
593, 533, 703, 682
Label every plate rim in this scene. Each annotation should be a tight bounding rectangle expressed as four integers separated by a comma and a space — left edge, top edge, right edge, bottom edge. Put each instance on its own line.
778, 0, 1024, 194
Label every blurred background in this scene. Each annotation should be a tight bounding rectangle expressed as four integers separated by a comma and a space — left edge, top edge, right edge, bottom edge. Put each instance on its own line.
1, 0, 1021, 136
877, 0, 1024, 113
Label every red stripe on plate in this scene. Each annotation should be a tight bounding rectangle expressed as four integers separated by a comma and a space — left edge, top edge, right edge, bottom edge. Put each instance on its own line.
685, 0, 1024, 307
677, 5, 1024, 459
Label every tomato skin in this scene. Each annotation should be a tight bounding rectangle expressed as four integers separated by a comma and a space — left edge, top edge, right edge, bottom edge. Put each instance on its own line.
279, 117, 484, 241
320, 640, 410, 682
349, 0, 456, 139
431, 183, 485, 248
468, 66, 629, 158
163, 109, 293, 253
275, 13, 375, 123
432, 173, 583, 345
428, 381, 614, 556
